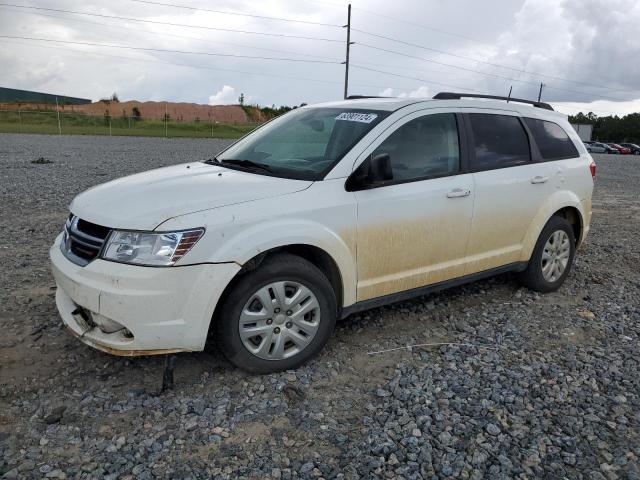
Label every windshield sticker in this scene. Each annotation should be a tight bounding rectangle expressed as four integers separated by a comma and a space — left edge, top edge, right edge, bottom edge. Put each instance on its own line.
335, 112, 378, 123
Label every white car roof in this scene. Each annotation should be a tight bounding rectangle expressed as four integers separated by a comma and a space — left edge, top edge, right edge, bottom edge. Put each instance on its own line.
308, 97, 567, 120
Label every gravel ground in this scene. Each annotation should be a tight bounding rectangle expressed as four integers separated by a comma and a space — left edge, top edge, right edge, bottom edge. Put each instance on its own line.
1, 133, 639, 479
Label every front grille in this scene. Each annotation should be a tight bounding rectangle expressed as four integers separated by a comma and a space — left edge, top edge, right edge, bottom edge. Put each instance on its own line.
61, 215, 111, 266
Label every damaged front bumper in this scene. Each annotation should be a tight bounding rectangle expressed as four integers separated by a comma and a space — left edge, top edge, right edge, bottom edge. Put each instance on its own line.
49, 233, 240, 355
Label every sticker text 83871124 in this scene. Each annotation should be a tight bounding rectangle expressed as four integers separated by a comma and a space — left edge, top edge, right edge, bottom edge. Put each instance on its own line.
335, 112, 378, 123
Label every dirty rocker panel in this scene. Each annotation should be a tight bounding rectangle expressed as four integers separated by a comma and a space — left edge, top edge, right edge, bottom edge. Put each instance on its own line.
340, 261, 528, 319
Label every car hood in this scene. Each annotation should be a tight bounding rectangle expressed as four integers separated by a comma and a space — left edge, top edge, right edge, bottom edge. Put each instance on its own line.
70, 162, 312, 230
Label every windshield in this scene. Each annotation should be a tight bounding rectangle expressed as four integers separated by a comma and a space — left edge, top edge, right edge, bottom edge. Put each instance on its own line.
215, 107, 390, 180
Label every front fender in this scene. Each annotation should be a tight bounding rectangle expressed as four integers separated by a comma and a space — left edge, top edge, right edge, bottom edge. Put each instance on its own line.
520, 190, 586, 262
212, 219, 358, 306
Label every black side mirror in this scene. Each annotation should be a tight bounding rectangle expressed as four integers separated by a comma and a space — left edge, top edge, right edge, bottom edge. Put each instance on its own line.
345, 152, 393, 191
369, 153, 393, 183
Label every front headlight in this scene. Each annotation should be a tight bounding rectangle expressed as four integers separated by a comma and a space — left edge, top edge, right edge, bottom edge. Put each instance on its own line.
102, 229, 204, 266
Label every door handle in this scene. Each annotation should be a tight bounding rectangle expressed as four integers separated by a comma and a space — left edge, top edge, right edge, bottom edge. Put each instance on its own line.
531, 175, 549, 184
446, 188, 471, 198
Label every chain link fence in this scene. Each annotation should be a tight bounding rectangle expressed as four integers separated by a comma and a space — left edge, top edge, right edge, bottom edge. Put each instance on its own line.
0, 109, 258, 139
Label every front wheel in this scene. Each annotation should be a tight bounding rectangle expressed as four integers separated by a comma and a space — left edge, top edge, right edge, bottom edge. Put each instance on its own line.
518, 216, 576, 293
213, 253, 337, 373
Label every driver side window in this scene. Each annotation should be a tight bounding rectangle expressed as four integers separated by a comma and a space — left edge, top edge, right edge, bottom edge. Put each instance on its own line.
373, 113, 460, 182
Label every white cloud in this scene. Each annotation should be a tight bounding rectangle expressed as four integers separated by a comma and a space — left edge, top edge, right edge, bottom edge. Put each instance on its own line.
400, 85, 430, 99
208, 85, 238, 105
378, 87, 395, 97
2, 0, 640, 114
377, 85, 430, 99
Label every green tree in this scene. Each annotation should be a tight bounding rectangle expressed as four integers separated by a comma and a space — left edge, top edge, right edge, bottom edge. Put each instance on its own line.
568, 112, 640, 143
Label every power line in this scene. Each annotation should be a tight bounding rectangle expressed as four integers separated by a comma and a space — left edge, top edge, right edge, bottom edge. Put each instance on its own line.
350, 64, 628, 116
2, 38, 627, 117
357, 42, 538, 86
354, 7, 485, 43
304, 0, 619, 80
131, 0, 342, 28
303, 0, 480, 42
0, 3, 344, 42
350, 64, 489, 95
355, 43, 629, 102
0, 6, 338, 61
0, 35, 342, 64
0, 39, 395, 92
3, 2, 632, 114
349, 3, 608, 76
352, 28, 624, 92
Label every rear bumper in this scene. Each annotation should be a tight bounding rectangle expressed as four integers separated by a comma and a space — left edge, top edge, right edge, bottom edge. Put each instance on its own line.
50, 233, 240, 355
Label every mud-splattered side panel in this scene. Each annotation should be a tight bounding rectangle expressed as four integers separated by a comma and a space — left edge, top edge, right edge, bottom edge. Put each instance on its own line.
355, 175, 474, 301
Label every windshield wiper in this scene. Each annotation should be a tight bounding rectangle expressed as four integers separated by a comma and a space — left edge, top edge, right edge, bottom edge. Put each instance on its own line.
220, 159, 273, 173
204, 157, 223, 166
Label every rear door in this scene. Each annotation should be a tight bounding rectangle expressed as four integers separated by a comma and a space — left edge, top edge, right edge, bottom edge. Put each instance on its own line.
463, 111, 557, 274
351, 110, 475, 301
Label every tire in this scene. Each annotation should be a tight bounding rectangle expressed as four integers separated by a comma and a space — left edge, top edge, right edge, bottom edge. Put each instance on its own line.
213, 253, 337, 373
518, 216, 576, 293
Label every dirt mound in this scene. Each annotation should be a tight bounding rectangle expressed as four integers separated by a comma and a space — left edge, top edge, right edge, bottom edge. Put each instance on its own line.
0, 100, 251, 123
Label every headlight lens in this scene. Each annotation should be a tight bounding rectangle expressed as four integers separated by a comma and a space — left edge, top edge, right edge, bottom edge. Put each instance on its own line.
102, 229, 204, 266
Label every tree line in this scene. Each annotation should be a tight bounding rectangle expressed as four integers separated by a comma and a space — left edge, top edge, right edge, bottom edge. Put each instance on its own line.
569, 112, 640, 143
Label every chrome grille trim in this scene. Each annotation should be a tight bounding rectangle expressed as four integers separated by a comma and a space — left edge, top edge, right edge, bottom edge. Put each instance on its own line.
61, 215, 111, 266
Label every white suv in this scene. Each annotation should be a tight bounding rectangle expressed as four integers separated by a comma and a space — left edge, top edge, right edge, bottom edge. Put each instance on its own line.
50, 93, 595, 373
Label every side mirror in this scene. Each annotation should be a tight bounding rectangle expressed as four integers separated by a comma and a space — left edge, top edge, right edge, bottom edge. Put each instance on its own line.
345, 152, 393, 191
369, 153, 393, 183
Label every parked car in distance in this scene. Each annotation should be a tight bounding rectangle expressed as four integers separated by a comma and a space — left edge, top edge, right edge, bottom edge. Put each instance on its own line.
608, 143, 630, 154
619, 143, 640, 155
598, 143, 619, 154
583, 141, 607, 154
50, 93, 595, 373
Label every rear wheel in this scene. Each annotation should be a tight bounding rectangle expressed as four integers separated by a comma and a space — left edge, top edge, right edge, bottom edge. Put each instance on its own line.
214, 253, 337, 373
518, 216, 575, 293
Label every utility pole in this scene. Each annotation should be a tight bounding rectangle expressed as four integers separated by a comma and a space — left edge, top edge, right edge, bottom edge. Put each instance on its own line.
507, 85, 512, 102
537, 83, 545, 102
343, 4, 353, 99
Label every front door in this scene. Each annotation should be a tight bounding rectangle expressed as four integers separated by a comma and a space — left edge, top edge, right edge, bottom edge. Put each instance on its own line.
352, 111, 475, 302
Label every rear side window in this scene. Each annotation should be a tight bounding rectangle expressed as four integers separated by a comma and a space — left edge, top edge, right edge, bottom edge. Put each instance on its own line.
524, 118, 579, 160
468, 114, 530, 171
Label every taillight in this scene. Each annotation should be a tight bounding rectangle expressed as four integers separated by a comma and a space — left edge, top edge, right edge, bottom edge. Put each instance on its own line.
589, 159, 596, 180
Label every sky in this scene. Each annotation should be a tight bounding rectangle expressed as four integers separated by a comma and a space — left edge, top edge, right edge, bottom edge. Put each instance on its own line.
1, 0, 640, 117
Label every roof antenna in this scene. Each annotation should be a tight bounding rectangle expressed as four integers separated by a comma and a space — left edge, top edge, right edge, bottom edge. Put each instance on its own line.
507, 86, 512, 103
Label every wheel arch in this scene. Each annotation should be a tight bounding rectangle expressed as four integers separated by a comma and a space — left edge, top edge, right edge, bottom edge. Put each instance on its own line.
233, 244, 345, 309
553, 206, 584, 246
209, 242, 352, 341
520, 192, 587, 261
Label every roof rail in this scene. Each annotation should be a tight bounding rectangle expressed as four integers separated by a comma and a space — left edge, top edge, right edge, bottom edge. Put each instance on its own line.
345, 95, 391, 100
433, 92, 554, 111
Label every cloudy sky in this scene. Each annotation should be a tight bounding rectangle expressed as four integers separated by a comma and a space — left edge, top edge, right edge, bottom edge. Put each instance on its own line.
1, 0, 640, 116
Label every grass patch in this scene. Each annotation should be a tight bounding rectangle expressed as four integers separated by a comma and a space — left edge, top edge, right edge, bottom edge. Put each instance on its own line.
0, 111, 259, 139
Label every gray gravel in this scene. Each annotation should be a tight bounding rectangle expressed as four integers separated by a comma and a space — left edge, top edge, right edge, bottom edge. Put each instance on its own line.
1, 133, 639, 479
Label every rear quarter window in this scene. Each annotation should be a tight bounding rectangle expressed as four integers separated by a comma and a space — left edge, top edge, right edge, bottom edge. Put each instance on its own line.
524, 118, 580, 160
